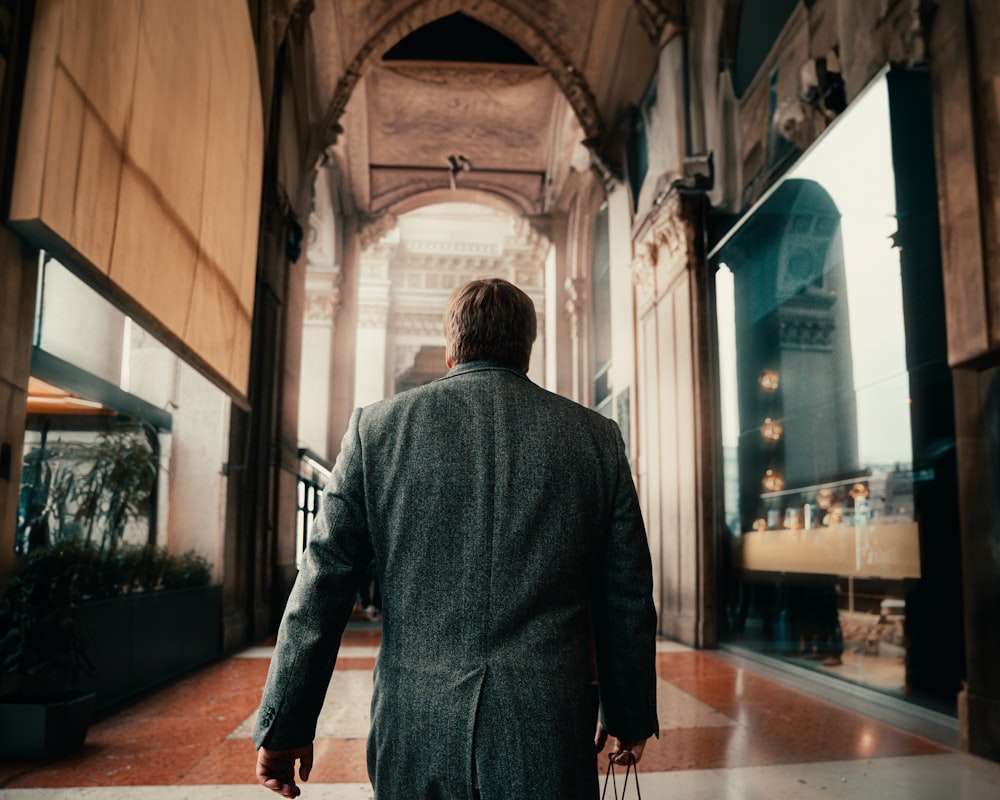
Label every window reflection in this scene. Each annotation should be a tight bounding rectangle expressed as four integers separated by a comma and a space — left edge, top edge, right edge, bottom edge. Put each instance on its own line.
713, 70, 959, 701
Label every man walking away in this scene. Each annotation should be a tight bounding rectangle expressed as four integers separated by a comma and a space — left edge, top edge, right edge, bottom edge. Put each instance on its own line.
255, 278, 658, 799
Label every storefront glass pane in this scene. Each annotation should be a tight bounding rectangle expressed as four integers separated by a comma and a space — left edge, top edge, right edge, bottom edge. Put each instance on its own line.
713, 68, 962, 709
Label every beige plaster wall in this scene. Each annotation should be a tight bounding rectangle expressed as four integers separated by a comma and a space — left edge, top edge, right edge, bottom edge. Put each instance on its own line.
159, 360, 231, 583
9, 0, 263, 400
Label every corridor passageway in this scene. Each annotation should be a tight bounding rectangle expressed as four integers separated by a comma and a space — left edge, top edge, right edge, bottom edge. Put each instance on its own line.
5, 0, 1000, 784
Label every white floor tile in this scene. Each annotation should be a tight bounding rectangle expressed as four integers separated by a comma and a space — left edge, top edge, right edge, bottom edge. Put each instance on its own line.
234, 645, 380, 660
656, 640, 693, 653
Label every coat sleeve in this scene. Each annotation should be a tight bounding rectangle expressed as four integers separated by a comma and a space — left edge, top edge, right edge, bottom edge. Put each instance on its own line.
253, 408, 373, 750
589, 420, 659, 742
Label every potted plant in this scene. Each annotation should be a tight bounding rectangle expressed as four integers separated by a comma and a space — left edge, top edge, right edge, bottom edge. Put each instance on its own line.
1, 417, 158, 758
2, 417, 220, 754
17, 417, 159, 556
0, 542, 97, 759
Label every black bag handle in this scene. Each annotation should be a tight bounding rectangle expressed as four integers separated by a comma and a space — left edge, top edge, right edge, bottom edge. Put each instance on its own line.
601, 752, 641, 800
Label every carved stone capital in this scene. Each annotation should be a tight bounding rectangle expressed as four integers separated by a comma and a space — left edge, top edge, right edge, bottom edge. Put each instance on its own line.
357, 302, 389, 329
651, 214, 688, 269
631, 194, 692, 311
304, 271, 343, 324
630, 255, 655, 312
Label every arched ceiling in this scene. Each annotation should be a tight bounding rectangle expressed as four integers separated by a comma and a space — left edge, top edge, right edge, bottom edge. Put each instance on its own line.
307, 0, 682, 218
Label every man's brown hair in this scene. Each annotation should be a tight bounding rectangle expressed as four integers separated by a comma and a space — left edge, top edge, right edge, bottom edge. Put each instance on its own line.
444, 278, 537, 370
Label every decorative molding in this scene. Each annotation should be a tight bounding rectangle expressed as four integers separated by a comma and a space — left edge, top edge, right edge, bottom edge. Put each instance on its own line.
390, 312, 445, 337
404, 254, 497, 275
358, 211, 398, 251
630, 254, 655, 312
383, 62, 546, 89
318, 0, 604, 157
306, 219, 319, 248
304, 292, 337, 323
564, 276, 587, 339
632, 0, 682, 45
359, 256, 392, 280
511, 214, 552, 262
877, 0, 929, 66
651, 214, 689, 269
777, 310, 836, 351
630, 194, 692, 311
405, 240, 501, 257
304, 271, 344, 324
357, 302, 389, 329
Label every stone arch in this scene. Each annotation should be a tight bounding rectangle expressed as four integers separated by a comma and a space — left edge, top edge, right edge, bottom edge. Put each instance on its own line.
387, 188, 554, 253
374, 174, 541, 217
319, 0, 604, 151
387, 187, 527, 218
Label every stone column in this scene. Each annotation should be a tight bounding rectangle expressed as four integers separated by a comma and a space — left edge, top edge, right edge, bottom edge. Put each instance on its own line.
564, 274, 590, 407
630, 193, 716, 647
547, 173, 604, 407
353, 238, 396, 408
930, 0, 1000, 759
298, 164, 343, 462
327, 220, 361, 459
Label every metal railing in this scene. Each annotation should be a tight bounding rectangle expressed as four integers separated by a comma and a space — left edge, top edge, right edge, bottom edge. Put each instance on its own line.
296, 448, 333, 561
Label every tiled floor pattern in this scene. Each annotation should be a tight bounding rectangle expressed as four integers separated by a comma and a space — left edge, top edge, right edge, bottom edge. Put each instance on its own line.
2, 628, 999, 798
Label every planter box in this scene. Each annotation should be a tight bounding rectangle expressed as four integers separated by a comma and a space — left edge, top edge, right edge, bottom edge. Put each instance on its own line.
0, 691, 96, 759
79, 585, 222, 711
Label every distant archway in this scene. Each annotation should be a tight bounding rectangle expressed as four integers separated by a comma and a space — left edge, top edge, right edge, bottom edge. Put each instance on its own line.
387, 187, 527, 218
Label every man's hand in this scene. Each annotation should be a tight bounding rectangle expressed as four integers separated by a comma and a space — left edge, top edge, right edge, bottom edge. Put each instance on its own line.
594, 720, 647, 764
256, 743, 313, 798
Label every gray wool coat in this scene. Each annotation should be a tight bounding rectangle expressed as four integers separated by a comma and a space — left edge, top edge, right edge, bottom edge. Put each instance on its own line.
254, 361, 658, 799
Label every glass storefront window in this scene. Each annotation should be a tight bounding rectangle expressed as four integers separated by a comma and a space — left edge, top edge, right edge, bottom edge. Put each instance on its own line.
712, 68, 962, 708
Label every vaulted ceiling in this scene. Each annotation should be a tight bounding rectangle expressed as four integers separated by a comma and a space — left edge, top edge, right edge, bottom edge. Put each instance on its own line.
305, 0, 683, 219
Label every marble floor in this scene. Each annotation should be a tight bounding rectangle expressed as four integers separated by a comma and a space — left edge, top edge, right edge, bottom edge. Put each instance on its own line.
2, 627, 999, 799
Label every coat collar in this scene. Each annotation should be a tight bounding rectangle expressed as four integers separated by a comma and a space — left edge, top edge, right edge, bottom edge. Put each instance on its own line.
437, 360, 530, 382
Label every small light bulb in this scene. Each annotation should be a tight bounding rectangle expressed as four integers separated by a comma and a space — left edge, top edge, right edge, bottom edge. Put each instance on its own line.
760, 418, 784, 442
762, 469, 785, 492
758, 370, 780, 391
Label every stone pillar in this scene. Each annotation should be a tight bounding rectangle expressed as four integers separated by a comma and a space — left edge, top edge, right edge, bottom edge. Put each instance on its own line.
547, 212, 581, 403
353, 240, 395, 407
564, 274, 590, 407
274, 229, 307, 603
606, 188, 638, 453
631, 193, 716, 647
549, 176, 604, 407
930, 0, 1000, 760
327, 219, 361, 459
299, 164, 343, 462
300, 267, 342, 460
954, 366, 1000, 759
